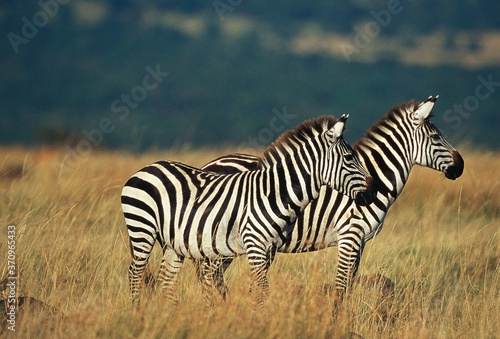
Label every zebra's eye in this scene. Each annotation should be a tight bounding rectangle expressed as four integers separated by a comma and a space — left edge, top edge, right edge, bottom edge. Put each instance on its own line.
345, 154, 353, 161
430, 133, 440, 140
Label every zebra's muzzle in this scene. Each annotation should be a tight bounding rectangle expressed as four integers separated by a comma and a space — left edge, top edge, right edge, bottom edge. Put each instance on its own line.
354, 176, 376, 206
444, 151, 464, 180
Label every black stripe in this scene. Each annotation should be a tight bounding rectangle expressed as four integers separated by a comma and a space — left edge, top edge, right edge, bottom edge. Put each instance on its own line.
124, 213, 156, 230
124, 175, 164, 237
121, 196, 156, 224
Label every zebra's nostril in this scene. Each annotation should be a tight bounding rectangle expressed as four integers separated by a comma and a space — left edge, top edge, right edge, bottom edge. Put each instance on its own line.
355, 178, 376, 206
445, 151, 464, 180
453, 151, 464, 175
355, 191, 372, 206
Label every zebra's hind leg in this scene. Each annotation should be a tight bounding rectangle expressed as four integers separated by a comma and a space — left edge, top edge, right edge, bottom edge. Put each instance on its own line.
214, 258, 232, 299
197, 257, 232, 306
129, 255, 149, 306
157, 249, 185, 305
128, 236, 157, 305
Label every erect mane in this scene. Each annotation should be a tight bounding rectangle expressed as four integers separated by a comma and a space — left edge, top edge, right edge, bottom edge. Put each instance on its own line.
353, 99, 420, 150
260, 116, 339, 166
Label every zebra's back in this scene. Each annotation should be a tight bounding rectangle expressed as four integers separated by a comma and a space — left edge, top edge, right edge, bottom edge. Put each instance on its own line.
203, 153, 261, 174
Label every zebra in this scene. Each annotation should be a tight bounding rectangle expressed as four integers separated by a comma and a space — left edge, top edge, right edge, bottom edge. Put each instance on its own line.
121, 115, 375, 305
195, 96, 464, 304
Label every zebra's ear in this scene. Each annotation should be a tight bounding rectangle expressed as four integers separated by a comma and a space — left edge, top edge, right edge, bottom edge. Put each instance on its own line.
412, 95, 438, 124
329, 114, 348, 141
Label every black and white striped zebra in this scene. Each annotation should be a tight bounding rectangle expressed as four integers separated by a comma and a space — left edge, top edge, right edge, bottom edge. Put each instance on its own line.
196, 96, 464, 303
121, 115, 375, 305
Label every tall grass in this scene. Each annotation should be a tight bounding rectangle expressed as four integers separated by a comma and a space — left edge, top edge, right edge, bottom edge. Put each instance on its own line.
0, 146, 498, 338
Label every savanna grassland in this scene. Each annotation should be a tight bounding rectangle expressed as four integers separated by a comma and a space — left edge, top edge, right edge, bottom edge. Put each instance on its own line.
0, 146, 498, 338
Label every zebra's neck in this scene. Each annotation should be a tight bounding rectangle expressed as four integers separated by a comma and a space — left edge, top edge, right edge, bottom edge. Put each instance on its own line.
261, 151, 321, 213
354, 121, 414, 208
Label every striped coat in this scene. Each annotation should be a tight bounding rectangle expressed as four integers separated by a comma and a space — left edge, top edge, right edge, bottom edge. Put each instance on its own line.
122, 115, 374, 305
196, 96, 464, 302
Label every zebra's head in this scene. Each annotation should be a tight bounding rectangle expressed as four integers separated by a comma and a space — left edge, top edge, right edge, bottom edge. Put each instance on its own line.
324, 115, 375, 206
410, 96, 464, 180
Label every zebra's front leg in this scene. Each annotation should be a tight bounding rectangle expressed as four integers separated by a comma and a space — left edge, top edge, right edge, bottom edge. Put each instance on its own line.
334, 236, 366, 306
248, 244, 277, 306
157, 249, 185, 305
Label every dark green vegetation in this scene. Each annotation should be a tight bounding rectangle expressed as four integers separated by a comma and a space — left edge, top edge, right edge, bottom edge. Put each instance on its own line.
1, 1, 499, 150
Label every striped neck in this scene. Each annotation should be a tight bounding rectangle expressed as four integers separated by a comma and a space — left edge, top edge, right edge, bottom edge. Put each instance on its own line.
353, 109, 414, 206
258, 116, 342, 207
260, 143, 321, 211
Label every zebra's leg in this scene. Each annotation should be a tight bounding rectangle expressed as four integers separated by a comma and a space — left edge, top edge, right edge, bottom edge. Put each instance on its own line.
197, 257, 232, 306
247, 244, 277, 306
215, 258, 232, 299
194, 258, 204, 284
209, 257, 232, 300
157, 249, 185, 305
334, 236, 366, 306
200, 258, 220, 307
128, 237, 156, 305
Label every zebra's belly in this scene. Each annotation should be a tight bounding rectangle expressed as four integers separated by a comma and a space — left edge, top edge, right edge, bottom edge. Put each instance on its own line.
169, 215, 246, 259
201, 231, 246, 258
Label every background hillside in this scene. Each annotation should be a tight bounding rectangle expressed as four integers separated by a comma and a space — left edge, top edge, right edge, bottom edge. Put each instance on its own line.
1, 0, 499, 151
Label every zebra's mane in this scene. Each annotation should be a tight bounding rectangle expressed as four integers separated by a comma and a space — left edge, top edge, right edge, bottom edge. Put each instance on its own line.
260, 115, 340, 166
353, 99, 422, 150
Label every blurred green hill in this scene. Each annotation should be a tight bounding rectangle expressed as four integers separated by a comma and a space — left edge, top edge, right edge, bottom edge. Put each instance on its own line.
1, 1, 499, 150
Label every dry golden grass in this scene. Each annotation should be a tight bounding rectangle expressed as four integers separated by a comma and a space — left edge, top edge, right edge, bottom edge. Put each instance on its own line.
0, 146, 498, 338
